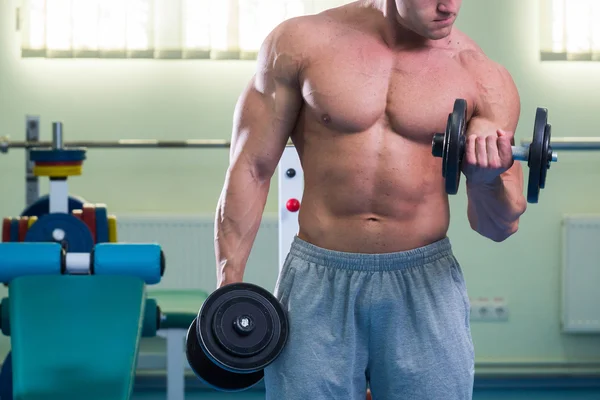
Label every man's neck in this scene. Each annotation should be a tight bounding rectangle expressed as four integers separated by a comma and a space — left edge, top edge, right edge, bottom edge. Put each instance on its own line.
362, 0, 444, 49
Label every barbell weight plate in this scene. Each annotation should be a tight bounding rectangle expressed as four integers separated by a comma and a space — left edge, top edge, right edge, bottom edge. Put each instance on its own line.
33, 161, 83, 167
29, 148, 86, 163
444, 99, 468, 195
18, 217, 29, 242
2, 218, 11, 243
72, 209, 83, 220
95, 204, 109, 244
28, 216, 38, 229
0, 352, 12, 399
197, 282, 288, 373
24, 213, 94, 253
33, 164, 83, 178
527, 108, 548, 204
1, 297, 10, 336
108, 215, 118, 243
81, 204, 97, 243
9, 219, 19, 243
186, 318, 265, 392
20, 194, 87, 218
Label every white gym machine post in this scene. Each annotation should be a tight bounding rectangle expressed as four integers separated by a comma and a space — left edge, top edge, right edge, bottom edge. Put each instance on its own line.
278, 144, 303, 272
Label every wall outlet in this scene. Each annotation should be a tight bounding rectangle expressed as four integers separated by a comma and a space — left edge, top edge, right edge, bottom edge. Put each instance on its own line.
470, 297, 509, 322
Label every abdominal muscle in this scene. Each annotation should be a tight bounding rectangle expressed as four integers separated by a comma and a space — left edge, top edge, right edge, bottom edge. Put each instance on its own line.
293, 122, 451, 254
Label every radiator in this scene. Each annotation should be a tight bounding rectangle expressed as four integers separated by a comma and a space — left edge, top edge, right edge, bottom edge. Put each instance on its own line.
115, 213, 280, 293
562, 215, 600, 333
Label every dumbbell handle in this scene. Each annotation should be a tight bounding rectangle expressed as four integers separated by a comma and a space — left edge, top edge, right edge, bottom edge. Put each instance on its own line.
512, 145, 558, 163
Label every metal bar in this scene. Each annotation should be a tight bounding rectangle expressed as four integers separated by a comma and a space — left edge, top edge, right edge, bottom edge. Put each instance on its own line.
1, 138, 232, 149
25, 116, 40, 208
52, 122, 63, 149
521, 137, 600, 151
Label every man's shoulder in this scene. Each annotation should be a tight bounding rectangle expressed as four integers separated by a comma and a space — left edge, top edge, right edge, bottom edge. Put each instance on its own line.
450, 30, 520, 117
268, 2, 363, 50
268, 11, 343, 50
452, 30, 515, 86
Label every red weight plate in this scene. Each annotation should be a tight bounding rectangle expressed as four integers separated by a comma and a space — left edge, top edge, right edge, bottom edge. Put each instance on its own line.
34, 161, 83, 167
18, 217, 29, 241
81, 204, 97, 243
2, 218, 11, 242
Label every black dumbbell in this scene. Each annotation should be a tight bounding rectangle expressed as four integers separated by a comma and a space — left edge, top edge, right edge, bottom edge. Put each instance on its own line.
431, 98, 558, 203
186, 282, 288, 391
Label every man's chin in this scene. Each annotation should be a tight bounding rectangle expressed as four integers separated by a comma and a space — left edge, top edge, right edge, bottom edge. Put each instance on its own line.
424, 26, 453, 41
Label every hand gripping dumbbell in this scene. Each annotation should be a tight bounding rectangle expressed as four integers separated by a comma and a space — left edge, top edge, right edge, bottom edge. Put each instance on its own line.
431, 98, 558, 203
186, 282, 288, 391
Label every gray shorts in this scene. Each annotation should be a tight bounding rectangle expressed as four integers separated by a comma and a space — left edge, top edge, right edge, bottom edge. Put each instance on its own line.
264, 236, 474, 400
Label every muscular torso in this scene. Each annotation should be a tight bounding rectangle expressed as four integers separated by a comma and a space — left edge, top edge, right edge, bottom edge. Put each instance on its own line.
290, 5, 480, 253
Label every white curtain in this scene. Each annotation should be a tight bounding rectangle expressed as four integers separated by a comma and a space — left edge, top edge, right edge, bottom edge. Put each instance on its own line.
19, 0, 350, 59
540, 0, 600, 61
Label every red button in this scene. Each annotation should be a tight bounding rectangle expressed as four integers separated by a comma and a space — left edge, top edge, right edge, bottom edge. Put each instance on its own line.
286, 198, 300, 212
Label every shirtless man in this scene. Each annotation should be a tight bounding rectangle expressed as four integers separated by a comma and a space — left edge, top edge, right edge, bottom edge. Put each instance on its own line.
214, 0, 526, 399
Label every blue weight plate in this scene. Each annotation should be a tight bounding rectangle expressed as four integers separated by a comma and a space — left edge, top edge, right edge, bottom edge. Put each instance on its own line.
29, 148, 86, 163
24, 213, 94, 253
9, 219, 19, 242
0, 351, 12, 400
1, 297, 10, 336
21, 195, 87, 218
95, 204, 109, 244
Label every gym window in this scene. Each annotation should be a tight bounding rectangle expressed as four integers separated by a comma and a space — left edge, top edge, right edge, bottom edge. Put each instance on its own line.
17, 0, 343, 60
540, 0, 600, 61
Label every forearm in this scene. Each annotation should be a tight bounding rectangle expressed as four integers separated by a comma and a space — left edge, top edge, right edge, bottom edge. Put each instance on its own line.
214, 163, 271, 284
466, 167, 526, 242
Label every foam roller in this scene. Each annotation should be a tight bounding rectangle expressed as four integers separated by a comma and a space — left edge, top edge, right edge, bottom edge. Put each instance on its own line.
0, 242, 63, 283
92, 243, 165, 285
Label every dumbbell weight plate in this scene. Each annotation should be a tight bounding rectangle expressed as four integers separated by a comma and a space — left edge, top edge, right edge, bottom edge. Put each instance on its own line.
432, 99, 468, 195
187, 282, 289, 391
186, 318, 265, 392
540, 115, 552, 191
527, 108, 551, 204
198, 282, 288, 372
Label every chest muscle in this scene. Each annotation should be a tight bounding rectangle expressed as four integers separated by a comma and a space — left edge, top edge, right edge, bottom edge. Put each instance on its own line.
300, 43, 477, 141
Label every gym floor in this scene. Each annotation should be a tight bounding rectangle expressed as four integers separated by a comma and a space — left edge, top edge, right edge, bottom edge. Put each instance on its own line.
127, 376, 600, 400
129, 389, 600, 400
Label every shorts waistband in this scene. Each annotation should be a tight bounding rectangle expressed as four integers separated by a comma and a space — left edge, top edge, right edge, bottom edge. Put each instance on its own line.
288, 236, 454, 272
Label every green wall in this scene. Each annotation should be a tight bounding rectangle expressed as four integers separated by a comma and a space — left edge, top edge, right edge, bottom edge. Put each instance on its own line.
1, 0, 600, 374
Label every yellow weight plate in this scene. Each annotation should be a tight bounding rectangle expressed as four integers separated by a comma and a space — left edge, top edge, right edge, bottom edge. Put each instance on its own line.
33, 165, 83, 177
108, 215, 118, 243
27, 216, 38, 229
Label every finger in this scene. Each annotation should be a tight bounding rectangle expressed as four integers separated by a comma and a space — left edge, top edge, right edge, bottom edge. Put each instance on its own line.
497, 136, 514, 167
465, 135, 477, 166
475, 136, 488, 168
486, 135, 501, 169
497, 129, 515, 142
